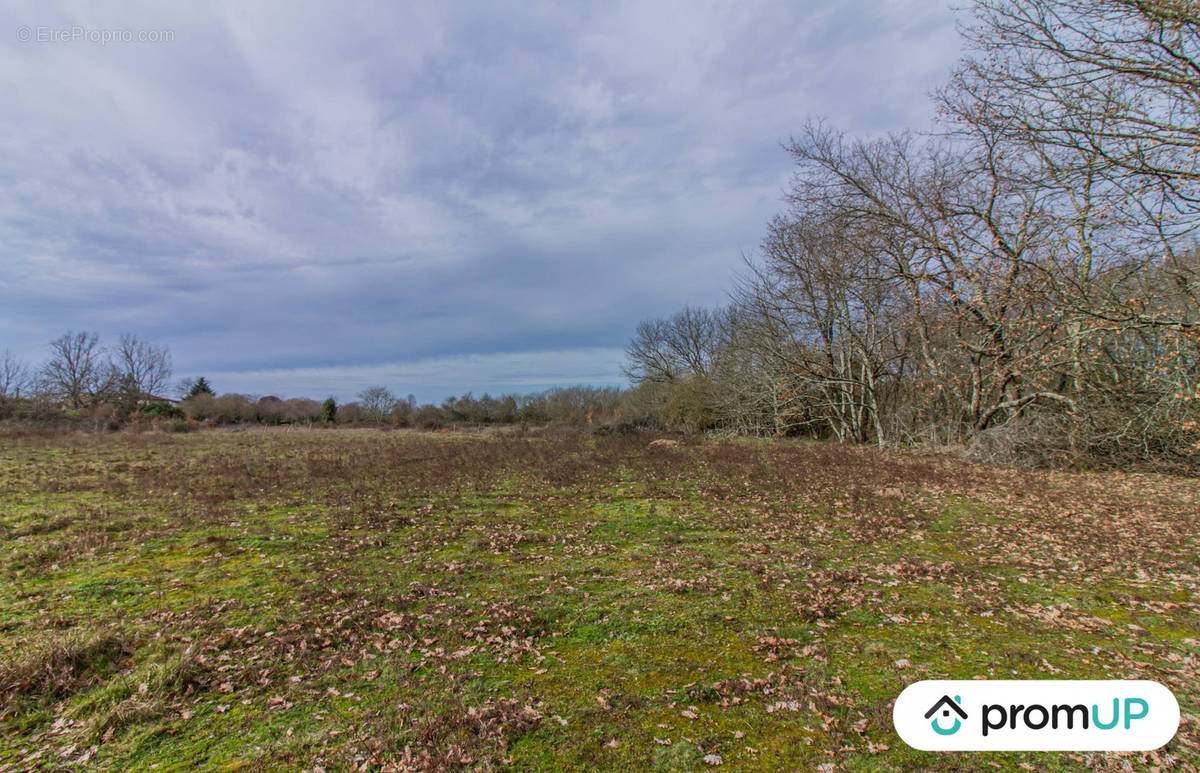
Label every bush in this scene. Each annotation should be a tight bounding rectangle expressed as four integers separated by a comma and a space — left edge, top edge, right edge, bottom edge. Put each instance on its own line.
180, 393, 216, 422
412, 404, 445, 430
256, 396, 285, 424
968, 414, 1074, 469
139, 402, 183, 419
389, 402, 412, 427
283, 398, 321, 424
213, 395, 256, 424
661, 377, 719, 433
179, 393, 256, 424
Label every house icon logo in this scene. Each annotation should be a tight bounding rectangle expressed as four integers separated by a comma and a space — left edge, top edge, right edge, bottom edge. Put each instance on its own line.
925, 694, 967, 735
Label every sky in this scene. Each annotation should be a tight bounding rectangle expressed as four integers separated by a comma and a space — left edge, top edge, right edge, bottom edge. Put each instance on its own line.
1, 1, 963, 403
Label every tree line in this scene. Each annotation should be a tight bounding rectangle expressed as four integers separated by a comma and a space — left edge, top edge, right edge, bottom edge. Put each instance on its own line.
0, 333, 628, 430
623, 0, 1200, 467
176, 382, 624, 429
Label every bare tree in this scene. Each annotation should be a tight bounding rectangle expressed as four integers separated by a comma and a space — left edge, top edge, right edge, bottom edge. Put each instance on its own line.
709, 307, 794, 435
358, 386, 397, 423
739, 208, 908, 444
617, 1, 1199, 464
947, 0, 1200, 333
41, 331, 114, 409
115, 333, 172, 398
0, 350, 31, 399
953, 0, 1200, 194
624, 306, 726, 383
782, 123, 1078, 438
939, 0, 1200, 458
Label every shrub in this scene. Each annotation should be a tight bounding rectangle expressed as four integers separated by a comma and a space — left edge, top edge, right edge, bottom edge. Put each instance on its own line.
283, 398, 321, 423
139, 402, 183, 419
256, 396, 285, 424
180, 393, 216, 422
336, 402, 364, 424
412, 404, 445, 429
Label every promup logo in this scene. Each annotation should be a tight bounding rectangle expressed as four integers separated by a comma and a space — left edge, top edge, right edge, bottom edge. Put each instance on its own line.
894, 680, 1179, 751
924, 694, 967, 735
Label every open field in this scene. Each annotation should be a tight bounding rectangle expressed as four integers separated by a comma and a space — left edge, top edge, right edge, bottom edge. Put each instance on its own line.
0, 428, 1197, 771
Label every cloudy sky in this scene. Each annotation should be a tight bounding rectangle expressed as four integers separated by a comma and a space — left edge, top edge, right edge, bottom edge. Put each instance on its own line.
2, 1, 962, 402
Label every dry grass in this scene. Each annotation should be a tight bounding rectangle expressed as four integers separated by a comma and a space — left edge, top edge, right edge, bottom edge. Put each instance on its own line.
0, 632, 130, 707
0, 427, 1196, 770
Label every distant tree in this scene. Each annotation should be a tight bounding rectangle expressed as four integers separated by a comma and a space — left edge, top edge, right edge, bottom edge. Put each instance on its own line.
115, 334, 172, 398
0, 350, 31, 418
340, 402, 370, 423
181, 391, 256, 424
212, 394, 256, 424
41, 331, 114, 409
390, 394, 417, 427
115, 372, 142, 418
411, 403, 444, 429
495, 394, 518, 424
515, 386, 624, 425
283, 398, 322, 424
358, 386, 397, 423
179, 393, 215, 422
320, 397, 337, 423
0, 350, 31, 399
186, 377, 214, 399
256, 395, 285, 424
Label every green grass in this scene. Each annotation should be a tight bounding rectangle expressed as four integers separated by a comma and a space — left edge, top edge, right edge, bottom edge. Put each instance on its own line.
0, 428, 1196, 770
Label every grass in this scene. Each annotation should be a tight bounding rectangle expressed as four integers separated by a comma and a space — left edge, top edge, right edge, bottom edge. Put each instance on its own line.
0, 427, 1196, 771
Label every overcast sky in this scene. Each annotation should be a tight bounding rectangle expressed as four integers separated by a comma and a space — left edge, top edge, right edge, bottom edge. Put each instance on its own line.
2, 1, 963, 403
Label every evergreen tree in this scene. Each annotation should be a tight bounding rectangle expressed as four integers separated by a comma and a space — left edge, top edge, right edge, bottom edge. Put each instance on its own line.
186, 377, 214, 399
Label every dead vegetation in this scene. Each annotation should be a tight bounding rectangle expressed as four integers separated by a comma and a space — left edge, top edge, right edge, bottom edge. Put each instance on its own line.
0, 632, 131, 707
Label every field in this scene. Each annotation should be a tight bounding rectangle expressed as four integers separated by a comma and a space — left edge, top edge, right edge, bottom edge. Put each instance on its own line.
0, 428, 1197, 771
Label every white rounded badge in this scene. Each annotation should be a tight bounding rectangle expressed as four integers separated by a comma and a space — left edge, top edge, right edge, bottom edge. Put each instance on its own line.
893, 680, 1180, 751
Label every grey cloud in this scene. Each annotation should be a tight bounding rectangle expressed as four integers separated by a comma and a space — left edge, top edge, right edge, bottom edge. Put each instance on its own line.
0, 0, 962, 398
